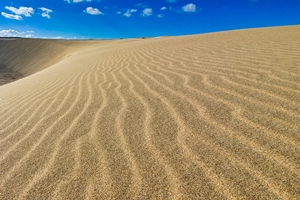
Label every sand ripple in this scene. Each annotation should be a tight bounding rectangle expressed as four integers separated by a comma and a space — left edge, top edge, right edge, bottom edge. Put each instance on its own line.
0, 26, 300, 199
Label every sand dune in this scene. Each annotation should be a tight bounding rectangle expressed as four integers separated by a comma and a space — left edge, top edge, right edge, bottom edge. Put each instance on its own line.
0, 26, 300, 199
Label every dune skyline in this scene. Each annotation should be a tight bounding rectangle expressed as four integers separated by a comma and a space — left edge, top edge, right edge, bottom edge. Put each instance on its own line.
0, 26, 300, 199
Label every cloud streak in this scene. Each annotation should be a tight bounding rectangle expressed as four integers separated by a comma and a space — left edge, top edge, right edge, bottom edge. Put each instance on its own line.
0, 29, 34, 37
65, 0, 93, 3
5, 6, 34, 17
1, 12, 23, 20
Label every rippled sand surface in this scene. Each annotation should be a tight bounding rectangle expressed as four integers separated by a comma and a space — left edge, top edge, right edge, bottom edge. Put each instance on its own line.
0, 26, 300, 199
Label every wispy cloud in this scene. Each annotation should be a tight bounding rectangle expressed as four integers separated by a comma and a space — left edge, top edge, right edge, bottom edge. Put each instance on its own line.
39, 7, 53, 19
74, 0, 91, 2
1, 12, 23, 20
52, 36, 63, 39
142, 8, 153, 17
0, 29, 34, 37
123, 9, 137, 17
65, 0, 93, 3
85, 7, 104, 15
157, 14, 165, 18
182, 3, 196, 12
160, 6, 167, 11
5, 6, 34, 17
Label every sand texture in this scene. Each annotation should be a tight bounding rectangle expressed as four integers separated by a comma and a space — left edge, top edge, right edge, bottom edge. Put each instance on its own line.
0, 26, 300, 199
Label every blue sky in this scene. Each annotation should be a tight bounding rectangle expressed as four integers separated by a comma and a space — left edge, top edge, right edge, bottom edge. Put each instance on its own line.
0, 0, 299, 39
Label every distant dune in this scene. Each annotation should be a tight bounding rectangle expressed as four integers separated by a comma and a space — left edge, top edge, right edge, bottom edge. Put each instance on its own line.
0, 26, 300, 199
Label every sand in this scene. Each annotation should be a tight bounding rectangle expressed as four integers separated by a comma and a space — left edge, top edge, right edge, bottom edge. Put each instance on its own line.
0, 26, 300, 199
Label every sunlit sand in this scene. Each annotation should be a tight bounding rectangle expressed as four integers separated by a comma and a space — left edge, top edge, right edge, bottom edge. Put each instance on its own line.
0, 26, 299, 199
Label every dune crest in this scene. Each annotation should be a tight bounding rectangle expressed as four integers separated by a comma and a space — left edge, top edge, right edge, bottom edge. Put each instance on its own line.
0, 26, 300, 199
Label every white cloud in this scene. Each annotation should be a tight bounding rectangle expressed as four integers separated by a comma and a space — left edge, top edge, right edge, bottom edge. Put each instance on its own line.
65, 0, 93, 3
0, 29, 35, 37
42, 36, 63, 39
66, 37, 77, 40
1, 12, 23, 20
182, 3, 196, 12
42, 36, 65, 39
85, 7, 103, 15
142, 8, 153, 17
116, 11, 121, 14
161, 6, 167, 11
157, 14, 165, 18
53, 36, 64, 39
41, 13, 50, 19
25, 34, 34, 38
39, 7, 53, 19
123, 9, 137, 17
39, 7, 52, 13
123, 12, 131, 17
5, 6, 34, 17
123, 11, 131, 17
130, 9, 137, 13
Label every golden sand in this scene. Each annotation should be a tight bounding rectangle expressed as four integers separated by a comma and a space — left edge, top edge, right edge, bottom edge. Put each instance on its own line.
0, 26, 300, 199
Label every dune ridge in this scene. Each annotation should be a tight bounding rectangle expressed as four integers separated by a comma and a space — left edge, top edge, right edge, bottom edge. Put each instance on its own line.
0, 26, 300, 199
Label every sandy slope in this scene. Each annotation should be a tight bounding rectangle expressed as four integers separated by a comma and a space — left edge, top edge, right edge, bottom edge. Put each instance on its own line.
0, 26, 300, 199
